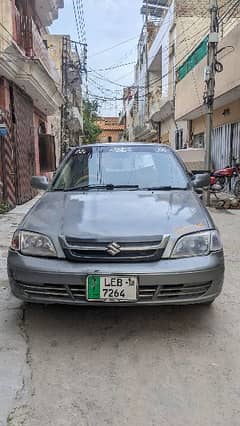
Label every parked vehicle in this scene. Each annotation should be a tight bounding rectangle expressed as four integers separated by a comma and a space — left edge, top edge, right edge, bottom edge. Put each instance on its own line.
8, 143, 224, 306
210, 159, 240, 197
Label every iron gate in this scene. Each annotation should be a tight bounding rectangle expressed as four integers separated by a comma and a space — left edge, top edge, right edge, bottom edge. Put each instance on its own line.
0, 112, 16, 207
212, 122, 240, 170
13, 86, 36, 205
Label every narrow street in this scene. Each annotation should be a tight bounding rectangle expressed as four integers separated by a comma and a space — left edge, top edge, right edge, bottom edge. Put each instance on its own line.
1, 199, 240, 426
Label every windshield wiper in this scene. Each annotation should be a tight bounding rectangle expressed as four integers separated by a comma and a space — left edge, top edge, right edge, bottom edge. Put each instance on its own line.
64, 184, 140, 192
142, 186, 188, 191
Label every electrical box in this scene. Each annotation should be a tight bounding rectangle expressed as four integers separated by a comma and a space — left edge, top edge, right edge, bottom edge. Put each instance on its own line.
209, 32, 219, 43
204, 66, 211, 82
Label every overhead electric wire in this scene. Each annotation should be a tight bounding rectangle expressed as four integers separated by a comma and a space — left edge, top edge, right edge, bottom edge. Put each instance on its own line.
87, 0, 239, 108
72, 0, 82, 45
90, 0, 239, 94
76, 0, 87, 44
88, 1, 239, 106
88, 61, 136, 73
88, 0, 237, 112
218, 0, 240, 23
139, 0, 240, 99
89, 36, 139, 58
88, 17, 213, 89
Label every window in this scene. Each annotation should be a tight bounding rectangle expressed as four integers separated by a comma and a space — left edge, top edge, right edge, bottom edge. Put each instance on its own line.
52, 145, 189, 191
193, 133, 205, 148
108, 136, 112, 143
175, 129, 184, 150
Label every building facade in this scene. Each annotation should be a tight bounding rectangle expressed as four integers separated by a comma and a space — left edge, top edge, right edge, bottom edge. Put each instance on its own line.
126, 0, 238, 162
47, 35, 84, 162
175, 10, 240, 170
96, 117, 125, 143
128, 0, 213, 146
0, 0, 63, 207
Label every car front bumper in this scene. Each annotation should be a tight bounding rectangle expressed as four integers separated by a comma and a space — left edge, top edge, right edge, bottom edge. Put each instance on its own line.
8, 250, 224, 306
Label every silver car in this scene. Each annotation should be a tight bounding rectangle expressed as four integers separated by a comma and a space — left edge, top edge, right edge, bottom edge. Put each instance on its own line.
8, 143, 224, 306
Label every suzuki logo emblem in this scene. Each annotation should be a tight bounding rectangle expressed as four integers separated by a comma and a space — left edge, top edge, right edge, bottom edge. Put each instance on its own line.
107, 242, 121, 256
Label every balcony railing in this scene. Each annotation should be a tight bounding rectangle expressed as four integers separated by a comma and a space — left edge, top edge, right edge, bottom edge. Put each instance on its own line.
31, 20, 60, 84
15, 8, 60, 84
15, 8, 32, 55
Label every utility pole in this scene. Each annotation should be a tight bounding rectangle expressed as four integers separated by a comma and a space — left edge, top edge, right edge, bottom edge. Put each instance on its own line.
204, 0, 219, 206
145, 0, 150, 121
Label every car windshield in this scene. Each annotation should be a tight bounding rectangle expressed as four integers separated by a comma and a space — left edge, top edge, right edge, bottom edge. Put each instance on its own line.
52, 145, 189, 191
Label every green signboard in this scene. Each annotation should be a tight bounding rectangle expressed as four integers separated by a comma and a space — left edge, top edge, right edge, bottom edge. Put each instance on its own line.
177, 36, 208, 81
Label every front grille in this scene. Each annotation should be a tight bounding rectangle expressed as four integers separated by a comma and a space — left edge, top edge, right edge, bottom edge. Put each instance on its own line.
18, 282, 86, 302
138, 286, 158, 301
16, 281, 212, 303
138, 282, 212, 301
61, 237, 169, 263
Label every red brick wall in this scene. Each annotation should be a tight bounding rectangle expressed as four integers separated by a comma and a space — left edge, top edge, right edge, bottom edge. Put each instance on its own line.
176, 0, 231, 17
97, 130, 123, 143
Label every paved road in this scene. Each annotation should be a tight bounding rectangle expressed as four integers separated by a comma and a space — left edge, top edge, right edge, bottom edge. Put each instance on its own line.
1, 200, 240, 426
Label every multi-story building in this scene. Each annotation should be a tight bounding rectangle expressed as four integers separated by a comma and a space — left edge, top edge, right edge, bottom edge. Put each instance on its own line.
97, 117, 125, 143
175, 5, 240, 170
119, 87, 135, 141
129, 0, 212, 147
47, 35, 84, 162
0, 0, 64, 207
127, 0, 238, 163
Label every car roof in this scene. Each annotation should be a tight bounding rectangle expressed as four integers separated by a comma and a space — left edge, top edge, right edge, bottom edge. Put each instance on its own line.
73, 143, 173, 150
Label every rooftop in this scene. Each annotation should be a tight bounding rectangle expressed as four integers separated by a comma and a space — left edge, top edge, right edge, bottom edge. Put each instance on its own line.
35, 0, 64, 26
141, 0, 169, 19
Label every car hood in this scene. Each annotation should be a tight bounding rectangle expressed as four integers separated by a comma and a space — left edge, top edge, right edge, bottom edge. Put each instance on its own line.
21, 190, 212, 244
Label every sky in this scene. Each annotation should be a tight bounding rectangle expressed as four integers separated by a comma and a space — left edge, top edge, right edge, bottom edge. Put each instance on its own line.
51, 0, 144, 116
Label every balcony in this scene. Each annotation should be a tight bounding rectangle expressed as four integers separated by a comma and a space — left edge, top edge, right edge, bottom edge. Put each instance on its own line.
149, 87, 174, 122
15, 8, 32, 55
32, 21, 61, 84
149, 87, 162, 120
15, 9, 60, 84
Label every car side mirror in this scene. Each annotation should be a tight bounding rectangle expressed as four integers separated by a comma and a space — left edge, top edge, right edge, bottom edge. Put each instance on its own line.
31, 176, 49, 190
192, 173, 210, 189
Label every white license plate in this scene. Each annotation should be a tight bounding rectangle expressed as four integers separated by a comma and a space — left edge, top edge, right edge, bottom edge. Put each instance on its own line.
87, 275, 138, 302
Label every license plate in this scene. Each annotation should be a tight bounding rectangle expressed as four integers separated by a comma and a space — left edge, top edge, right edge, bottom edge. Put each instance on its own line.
87, 275, 138, 302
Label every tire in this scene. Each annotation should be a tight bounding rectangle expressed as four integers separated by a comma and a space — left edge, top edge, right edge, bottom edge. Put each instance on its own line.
217, 177, 226, 188
233, 179, 240, 198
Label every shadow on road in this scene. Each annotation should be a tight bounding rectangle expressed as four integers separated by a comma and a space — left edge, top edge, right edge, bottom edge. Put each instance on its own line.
24, 302, 217, 343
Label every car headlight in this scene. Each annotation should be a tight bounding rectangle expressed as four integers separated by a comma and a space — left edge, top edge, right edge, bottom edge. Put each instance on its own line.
11, 231, 57, 258
171, 230, 222, 259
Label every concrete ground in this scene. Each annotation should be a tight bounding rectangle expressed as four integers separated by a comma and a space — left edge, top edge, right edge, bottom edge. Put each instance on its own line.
0, 199, 240, 426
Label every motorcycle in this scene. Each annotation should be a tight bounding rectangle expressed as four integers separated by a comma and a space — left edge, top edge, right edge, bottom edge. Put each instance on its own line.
210, 160, 240, 197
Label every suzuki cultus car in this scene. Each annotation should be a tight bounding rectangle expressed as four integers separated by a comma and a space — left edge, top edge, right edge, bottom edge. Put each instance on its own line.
8, 144, 224, 306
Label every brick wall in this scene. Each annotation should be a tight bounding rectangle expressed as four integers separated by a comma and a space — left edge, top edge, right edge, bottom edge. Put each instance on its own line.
176, 0, 227, 17
97, 117, 125, 143
97, 130, 122, 143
